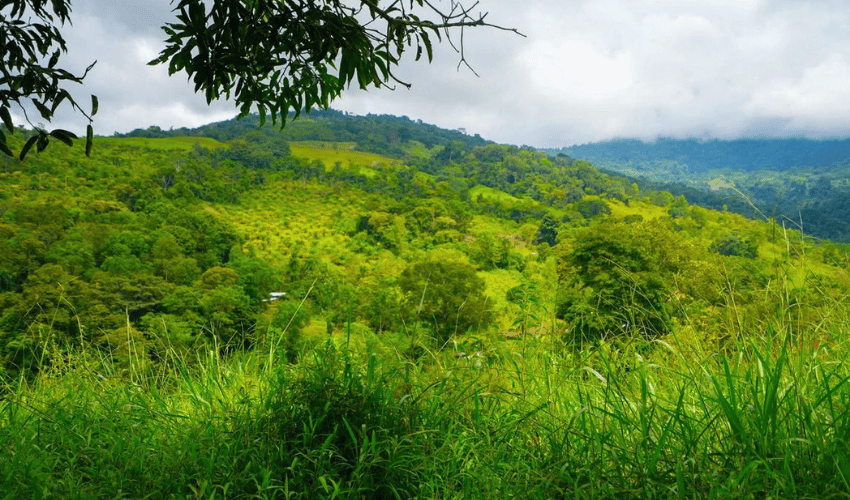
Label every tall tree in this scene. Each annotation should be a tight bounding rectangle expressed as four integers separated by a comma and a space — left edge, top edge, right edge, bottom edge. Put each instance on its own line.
557, 221, 677, 344
1, 0, 518, 158
399, 259, 492, 344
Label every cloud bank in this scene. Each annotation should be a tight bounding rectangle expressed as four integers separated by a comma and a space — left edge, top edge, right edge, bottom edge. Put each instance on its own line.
31, 0, 850, 147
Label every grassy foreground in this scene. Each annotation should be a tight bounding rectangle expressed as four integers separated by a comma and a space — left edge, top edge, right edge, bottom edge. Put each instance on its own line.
2, 324, 849, 499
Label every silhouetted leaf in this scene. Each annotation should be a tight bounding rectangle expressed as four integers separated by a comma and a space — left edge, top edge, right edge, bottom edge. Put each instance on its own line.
49, 129, 77, 147
19, 135, 39, 160
32, 99, 52, 120
0, 107, 13, 133
48, 49, 60, 68
36, 133, 49, 153
0, 129, 11, 157
86, 124, 93, 157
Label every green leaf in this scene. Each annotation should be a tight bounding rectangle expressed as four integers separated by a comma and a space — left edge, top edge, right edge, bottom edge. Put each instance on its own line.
0, 106, 13, 133
32, 99, 52, 120
421, 31, 433, 62
49, 129, 77, 147
19, 135, 39, 160
36, 134, 49, 153
85, 124, 93, 157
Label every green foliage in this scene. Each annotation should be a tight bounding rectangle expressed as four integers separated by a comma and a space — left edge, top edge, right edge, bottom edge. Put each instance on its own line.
557, 221, 676, 343
360, 282, 403, 334
228, 251, 282, 304
533, 214, 559, 246
1, 109, 849, 398
668, 194, 689, 218
0, 0, 97, 158
558, 138, 850, 243
150, 0, 513, 127
575, 198, 612, 219
399, 259, 493, 343
2, 111, 850, 498
506, 281, 541, 336
469, 233, 525, 272
711, 232, 759, 259
4, 329, 850, 498
45, 227, 95, 275
2, 0, 515, 158
132, 110, 489, 159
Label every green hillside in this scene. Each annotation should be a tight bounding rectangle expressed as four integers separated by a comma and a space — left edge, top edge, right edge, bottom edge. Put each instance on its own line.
547, 137, 850, 242
1, 115, 850, 498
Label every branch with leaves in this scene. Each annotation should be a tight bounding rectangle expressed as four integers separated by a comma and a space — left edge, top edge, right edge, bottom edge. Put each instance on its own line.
0, 0, 98, 159
151, 0, 522, 127
1, 0, 519, 159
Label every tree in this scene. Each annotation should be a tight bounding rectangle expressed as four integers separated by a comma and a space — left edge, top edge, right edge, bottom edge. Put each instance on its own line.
557, 222, 676, 344
399, 259, 492, 344
575, 199, 612, 219
1, 0, 518, 158
533, 214, 559, 246
710, 232, 758, 259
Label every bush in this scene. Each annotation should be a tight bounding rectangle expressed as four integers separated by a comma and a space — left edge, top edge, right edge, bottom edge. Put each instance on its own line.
575, 199, 611, 219
557, 221, 677, 344
711, 232, 758, 259
399, 259, 493, 344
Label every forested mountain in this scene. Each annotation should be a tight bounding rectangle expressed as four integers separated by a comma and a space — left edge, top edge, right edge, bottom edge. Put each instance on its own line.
553, 137, 850, 173
2, 112, 848, 379
3, 113, 850, 498
120, 109, 490, 159
545, 137, 850, 242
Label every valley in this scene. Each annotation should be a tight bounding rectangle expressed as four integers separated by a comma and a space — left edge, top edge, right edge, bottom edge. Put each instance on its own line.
1, 112, 849, 498
548, 137, 850, 242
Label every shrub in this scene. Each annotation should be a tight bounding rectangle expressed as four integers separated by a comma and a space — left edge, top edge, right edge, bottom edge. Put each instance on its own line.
711, 232, 758, 259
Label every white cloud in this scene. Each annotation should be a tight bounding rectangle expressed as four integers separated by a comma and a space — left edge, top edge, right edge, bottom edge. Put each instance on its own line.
745, 53, 850, 132
18, 0, 850, 146
521, 40, 634, 102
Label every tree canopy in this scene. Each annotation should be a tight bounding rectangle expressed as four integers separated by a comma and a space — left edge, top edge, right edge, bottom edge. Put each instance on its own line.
0, 0, 518, 159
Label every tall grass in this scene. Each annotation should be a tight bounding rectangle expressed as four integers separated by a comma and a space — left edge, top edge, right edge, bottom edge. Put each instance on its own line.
2, 229, 850, 498
2, 317, 850, 499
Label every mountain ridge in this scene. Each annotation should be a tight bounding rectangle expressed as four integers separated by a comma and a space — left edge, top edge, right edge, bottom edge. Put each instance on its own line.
542, 136, 850, 242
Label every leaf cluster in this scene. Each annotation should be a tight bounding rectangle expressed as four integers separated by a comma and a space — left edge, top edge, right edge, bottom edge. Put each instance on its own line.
0, 0, 97, 158
150, 0, 516, 127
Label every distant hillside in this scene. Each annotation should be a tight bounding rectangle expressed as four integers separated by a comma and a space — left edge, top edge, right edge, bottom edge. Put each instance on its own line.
544, 137, 850, 243
550, 137, 850, 174
119, 109, 490, 159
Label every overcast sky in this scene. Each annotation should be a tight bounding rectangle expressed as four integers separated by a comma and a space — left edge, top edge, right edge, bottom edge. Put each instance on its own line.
30, 0, 850, 147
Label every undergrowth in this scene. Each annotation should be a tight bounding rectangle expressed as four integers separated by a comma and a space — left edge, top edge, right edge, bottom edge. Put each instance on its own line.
1, 320, 849, 499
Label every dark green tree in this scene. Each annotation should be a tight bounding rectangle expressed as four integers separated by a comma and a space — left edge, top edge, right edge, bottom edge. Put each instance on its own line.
45, 228, 95, 276
557, 222, 676, 344
399, 260, 492, 344
710, 232, 758, 259
575, 199, 612, 219
533, 214, 559, 246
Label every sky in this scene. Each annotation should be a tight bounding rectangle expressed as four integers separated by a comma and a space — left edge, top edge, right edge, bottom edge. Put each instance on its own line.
22, 0, 850, 148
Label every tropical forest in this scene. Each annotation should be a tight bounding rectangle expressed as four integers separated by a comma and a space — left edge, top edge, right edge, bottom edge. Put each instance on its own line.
2, 109, 850, 498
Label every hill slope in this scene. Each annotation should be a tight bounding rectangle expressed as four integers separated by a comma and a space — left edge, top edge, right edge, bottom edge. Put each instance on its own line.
2, 113, 850, 498
545, 137, 850, 242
